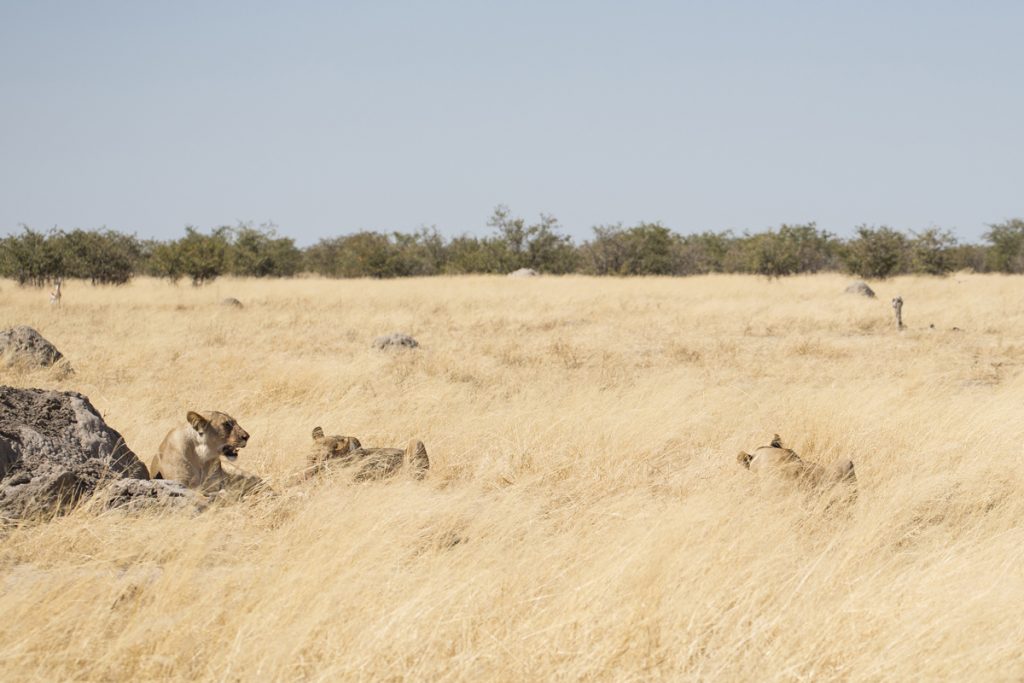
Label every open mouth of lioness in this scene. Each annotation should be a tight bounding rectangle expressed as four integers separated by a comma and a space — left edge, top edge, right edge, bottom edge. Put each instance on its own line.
221, 444, 240, 461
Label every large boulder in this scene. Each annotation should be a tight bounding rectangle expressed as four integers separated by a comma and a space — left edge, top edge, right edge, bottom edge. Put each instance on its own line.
844, 281, 875, 298
0, 386, 196, 519
0, 326, 72, 373
372, 333, 419, 350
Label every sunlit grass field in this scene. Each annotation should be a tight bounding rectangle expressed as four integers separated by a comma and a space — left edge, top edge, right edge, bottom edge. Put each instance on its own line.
2, 273, 1024, 681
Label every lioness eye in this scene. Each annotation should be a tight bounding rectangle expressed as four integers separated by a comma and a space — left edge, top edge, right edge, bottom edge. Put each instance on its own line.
224, 421, 233, 430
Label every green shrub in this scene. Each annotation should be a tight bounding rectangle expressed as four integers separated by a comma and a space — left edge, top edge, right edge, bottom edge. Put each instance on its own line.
58, 229, 141, 284
983, 219, 1024, 273
443, 235, 506, 274
842, 226, 909, 279
304, 229, 446, 278
909, 228, 958, 275
674, 231, 734, 275
740, 224, 838, 278
0, 227, 64, 286
581, 223, 677, 275
149, 227, 230, 285
228, 223, 302, 277
486, 206, 578, 274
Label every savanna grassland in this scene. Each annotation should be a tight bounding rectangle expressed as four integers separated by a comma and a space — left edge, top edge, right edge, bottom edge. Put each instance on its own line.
2, 273, 1024, 682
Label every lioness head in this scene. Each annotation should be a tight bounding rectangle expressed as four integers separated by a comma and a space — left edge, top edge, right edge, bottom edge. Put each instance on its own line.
187, 410, 249, 461
310, 426, 362, 462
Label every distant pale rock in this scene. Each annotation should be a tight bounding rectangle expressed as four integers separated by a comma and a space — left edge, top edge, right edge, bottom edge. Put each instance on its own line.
508, 268, 539, 278
372, 333, 419, 350
844, 281, 875, 298
221, 297, 244, 308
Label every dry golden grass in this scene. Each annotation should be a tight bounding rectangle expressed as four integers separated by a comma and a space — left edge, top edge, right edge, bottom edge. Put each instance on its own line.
2, 273, 1024, 681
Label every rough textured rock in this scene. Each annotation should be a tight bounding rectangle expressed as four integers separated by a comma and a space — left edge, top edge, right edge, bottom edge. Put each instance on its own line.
372, 333, 419, 350
0, 326, 72, 373
508, 268, 539, 278
844, 281, 875, 298
221, 297, 244, 308
0, 386, 172, 519
99, 478, 201, 513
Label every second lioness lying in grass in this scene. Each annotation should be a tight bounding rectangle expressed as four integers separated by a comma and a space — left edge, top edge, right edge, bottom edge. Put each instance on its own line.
737, 434, 856, 490
305, 426, 430, 481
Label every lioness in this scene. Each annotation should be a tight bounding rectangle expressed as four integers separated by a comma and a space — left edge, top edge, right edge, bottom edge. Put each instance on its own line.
149, 411, 251, 493
306, 426, 429, 481
737, 434, 856, 489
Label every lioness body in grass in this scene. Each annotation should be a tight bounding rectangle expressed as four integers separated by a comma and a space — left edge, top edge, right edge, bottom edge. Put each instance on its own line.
306, 426, 429, 481
149, 411, 254, 494
737, 434, 856, 489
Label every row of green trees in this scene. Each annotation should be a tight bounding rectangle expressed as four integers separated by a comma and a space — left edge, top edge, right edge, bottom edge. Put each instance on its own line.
2, 210, 1023, 286
0, 223, 301, 286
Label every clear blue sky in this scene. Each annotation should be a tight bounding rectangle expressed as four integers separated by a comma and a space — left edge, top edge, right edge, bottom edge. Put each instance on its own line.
1, 1, 1021, 245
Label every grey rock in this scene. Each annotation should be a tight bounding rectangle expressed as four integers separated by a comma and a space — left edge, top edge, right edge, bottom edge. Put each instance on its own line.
844, 281, 875, 298
372, 333, 419, 350
508, 268, 539, 278
221, 297, 244, 308
0, 326, 72, 373
99, 478, 202, 513
0, 386, 159, 520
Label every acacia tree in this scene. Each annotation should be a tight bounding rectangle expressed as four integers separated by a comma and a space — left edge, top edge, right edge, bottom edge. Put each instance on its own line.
742, 223, 840, 279
147, 227, 230, 285
0, 226, 64, 286
984, 219, 1024, 273
228, 223, 302, 277
909, 228, 958, 275
487, 205, 578, 274
581, 223, 677, 275
59, 229, 141, 284
674, 231, 734, 275
842, 225, 909, 279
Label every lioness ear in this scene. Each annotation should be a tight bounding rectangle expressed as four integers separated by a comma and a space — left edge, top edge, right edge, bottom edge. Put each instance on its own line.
312, 426, 324, 441
737, 451, 753, 469
770, 434, 783, 448
187, 411, 209, 433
